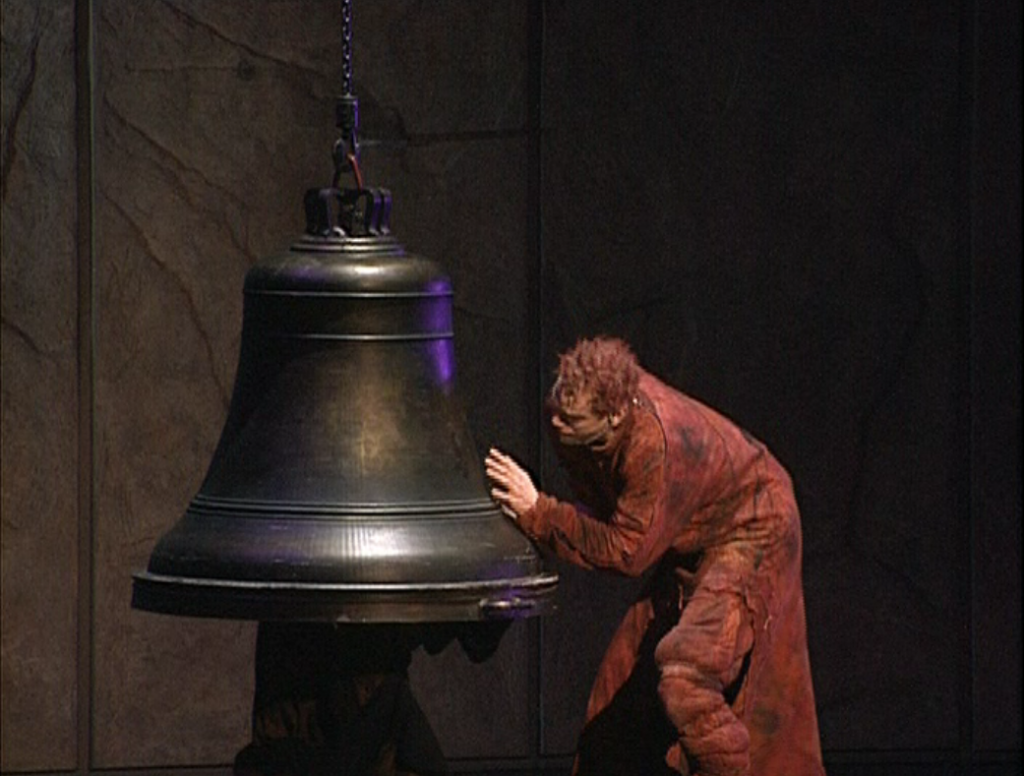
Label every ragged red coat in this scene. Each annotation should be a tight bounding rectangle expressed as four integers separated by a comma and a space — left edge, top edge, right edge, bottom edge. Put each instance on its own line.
518, 370, 825, 776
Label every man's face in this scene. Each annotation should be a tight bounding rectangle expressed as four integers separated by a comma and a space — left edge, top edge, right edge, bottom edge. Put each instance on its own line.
549, 391, 612, 447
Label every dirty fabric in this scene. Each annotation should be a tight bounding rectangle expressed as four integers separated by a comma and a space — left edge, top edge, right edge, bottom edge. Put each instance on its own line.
519, 370, 825, 776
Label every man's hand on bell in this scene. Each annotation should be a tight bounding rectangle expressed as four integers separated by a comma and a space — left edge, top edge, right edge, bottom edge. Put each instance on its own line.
485, 448, 539, 520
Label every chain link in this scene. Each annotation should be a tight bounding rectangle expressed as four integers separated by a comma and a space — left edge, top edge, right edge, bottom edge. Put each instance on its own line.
341, 0, 353, 95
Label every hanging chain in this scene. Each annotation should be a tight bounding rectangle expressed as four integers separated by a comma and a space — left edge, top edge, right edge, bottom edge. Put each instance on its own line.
334, 0, 362, 189
307, 0, 391, 236
341, 0, 353, 95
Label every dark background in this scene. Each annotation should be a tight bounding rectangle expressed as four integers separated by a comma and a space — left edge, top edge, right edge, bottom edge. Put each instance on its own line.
1, 1, 1019, 774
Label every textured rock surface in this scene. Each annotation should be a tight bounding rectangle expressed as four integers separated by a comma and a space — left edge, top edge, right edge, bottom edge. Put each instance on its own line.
1, 1, 79, 769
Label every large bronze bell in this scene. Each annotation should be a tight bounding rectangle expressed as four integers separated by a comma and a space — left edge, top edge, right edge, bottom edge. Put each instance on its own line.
132, 187, 557, 623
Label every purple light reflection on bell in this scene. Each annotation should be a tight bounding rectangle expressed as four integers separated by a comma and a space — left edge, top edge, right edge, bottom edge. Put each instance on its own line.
427, 339, 455, 386
422, 277, 456, 386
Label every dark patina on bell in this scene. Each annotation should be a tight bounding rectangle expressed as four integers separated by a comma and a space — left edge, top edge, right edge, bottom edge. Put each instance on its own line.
132, 185, 557, 623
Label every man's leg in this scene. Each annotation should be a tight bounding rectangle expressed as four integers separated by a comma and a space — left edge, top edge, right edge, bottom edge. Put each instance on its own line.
654, 586, 754, 776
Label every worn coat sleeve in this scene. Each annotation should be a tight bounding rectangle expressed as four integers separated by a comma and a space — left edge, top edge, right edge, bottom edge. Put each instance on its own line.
517, 414, 666, 577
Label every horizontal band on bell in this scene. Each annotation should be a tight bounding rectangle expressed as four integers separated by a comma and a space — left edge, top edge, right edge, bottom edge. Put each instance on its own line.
246, 289, 454, 299
262, 331, 454, 341
188, 494, 500, 517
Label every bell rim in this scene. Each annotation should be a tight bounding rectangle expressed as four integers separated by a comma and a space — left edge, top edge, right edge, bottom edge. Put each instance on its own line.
131, 569, 559, 623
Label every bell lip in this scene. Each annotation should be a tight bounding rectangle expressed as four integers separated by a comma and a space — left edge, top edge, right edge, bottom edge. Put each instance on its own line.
130, 570, 559, 623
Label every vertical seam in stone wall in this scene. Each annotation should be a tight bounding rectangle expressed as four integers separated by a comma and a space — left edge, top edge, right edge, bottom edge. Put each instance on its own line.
956, 0, 978, 768
527, 0, 546, 766
73, 0, 96, 772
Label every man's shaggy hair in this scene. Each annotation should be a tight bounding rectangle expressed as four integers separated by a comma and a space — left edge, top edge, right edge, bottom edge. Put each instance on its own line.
550, 336, 640, 416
